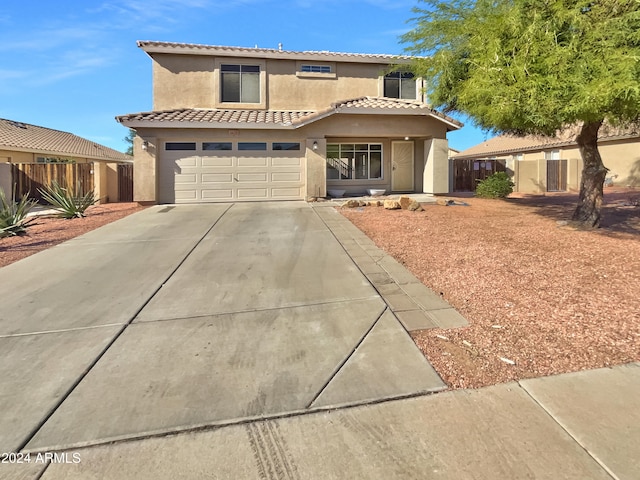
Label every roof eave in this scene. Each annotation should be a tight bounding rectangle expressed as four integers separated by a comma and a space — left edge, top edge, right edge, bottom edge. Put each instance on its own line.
118, 119, 298, 130
138, 42, 413, 65
0, 144, 131, 163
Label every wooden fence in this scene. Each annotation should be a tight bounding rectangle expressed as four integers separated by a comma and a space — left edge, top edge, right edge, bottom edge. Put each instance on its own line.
452, 159, 507, 192
118, 164, 134, 202
11, 163, 94, 203
546, 159, 568, 192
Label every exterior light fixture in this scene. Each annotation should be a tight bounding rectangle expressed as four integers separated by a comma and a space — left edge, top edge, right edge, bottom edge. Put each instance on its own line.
142, 140, 149, 151
404, 136, 410, 141
312, 141, 318, 151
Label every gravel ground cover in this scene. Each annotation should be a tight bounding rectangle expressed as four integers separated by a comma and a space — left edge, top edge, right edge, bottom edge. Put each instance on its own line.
340, 188, 640, 389
0, 203, 146, 268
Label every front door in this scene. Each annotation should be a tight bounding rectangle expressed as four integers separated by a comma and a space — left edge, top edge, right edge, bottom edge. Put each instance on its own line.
391, 141, 414, 191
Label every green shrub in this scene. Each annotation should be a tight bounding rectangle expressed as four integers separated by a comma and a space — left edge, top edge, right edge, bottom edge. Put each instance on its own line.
0, 187, 37, 238
475, 172, 515, 198
38, 181, 96, 219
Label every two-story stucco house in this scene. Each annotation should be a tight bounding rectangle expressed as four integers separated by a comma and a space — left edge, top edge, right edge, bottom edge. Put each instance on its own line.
117, 41, 462, 203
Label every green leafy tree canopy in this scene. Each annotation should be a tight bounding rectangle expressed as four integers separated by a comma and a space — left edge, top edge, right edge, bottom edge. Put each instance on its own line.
403, 0, 640, 226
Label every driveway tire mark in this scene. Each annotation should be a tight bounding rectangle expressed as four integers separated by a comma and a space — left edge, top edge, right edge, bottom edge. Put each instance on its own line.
246, 421, 299, 480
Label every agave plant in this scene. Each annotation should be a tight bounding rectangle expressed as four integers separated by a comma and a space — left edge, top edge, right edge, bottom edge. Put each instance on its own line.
0, 187, 37, 238
38, 181, 96, 219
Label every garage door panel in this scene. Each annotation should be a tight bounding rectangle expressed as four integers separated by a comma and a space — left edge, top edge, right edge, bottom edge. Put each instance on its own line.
272, 188, 303, 198
160, 143, 304, 203
237, 188, 269, 199
202, 173, 233, 183
272, 157, 302, 167
175, 174, 198, 184
202, 157, 233, 167
271, 172, 301, 182
176, 157, 198, 167
238, 157, 268, 167
237, 173, 268, 182
202, 189, 234, 199
175, 190, 197, 200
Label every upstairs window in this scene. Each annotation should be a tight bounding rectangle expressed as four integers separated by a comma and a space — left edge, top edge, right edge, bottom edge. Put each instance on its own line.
384, 72, 416, 100
221, 64, 260, 103
545, 150, 561, 160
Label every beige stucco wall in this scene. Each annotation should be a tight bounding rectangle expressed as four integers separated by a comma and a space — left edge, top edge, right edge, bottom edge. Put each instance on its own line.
305, 138, 327, 199
0, 163, 11, 198
515, 159, 545, 194
106, 163, 119, 202
133, 135, 158, 203
92, 162, 108, 204
151, 52, 395, 111
424, 138, 450, 194
562, 140, 640, 187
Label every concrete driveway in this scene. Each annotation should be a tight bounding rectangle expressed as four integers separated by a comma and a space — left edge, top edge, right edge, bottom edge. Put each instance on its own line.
0, 202, 446, 453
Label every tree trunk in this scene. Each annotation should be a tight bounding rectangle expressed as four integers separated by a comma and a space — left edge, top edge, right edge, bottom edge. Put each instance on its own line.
572, 120, 608, 228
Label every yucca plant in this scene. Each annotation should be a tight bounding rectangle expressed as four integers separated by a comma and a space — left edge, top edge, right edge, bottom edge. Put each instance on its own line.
0, 187, 37, 237
38, 181, 96, 219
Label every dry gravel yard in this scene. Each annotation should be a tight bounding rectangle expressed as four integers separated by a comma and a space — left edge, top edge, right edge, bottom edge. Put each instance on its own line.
341, 188, 640, 389
0, 203, 146, 268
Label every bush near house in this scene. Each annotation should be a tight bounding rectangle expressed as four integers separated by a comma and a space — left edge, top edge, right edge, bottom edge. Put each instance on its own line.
39, 181, 96, 219
0, 188, 37, 237
475, 172, 515, 198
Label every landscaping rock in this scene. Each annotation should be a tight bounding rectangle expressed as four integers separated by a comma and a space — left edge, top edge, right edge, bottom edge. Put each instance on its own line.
399, 196, 412, 210
408, 199, 423, 211
436, 198, 455, 206
383, 199, 401, 210
342, 199, 361, 208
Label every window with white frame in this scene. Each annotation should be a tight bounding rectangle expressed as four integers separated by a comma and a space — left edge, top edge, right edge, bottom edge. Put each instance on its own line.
545, 150, 560, 160
300, 65, 331, 74
326, 144, 382, 181
221, 64, 260, 103
384, 72, 416, 100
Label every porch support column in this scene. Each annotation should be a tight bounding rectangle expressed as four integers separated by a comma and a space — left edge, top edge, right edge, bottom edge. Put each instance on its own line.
423, 137, 450, 194
305, 138, 326, 200
134, 135, 157, 204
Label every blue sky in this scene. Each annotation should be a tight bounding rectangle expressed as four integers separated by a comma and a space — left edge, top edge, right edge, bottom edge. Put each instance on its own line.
0, 0, 488, 153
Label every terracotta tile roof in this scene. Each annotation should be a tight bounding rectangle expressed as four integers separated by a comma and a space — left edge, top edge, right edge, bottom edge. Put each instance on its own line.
0, 118, 132, 162
116, 109, 316, 126
332, 96, 463, 127
455, 123, 640, 159
138, 41, 415, 63
117, 98, 463, 130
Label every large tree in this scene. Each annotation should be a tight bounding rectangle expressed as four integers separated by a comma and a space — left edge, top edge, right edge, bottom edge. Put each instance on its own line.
403, 0, 640, 227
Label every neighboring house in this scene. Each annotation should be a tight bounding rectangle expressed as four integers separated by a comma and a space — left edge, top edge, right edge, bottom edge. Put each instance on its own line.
0, 118, 133, 202
116, 41, 462, 203
453, 125, 640, 193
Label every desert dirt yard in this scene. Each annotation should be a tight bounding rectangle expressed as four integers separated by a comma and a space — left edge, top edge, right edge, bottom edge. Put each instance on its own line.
341, 188, 640, 389
1, 193, 638, 390
0, 203, 146, 268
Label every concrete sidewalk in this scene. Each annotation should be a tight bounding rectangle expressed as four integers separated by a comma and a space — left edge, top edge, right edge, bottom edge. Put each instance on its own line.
4, 363, 638, 479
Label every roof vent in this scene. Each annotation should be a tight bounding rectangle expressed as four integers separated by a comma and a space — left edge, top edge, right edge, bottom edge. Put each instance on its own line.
278, 43, 283, 51
8, 121, 27, 129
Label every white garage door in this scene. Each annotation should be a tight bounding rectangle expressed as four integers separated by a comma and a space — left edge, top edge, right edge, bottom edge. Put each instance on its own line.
158, 141, 305, 203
